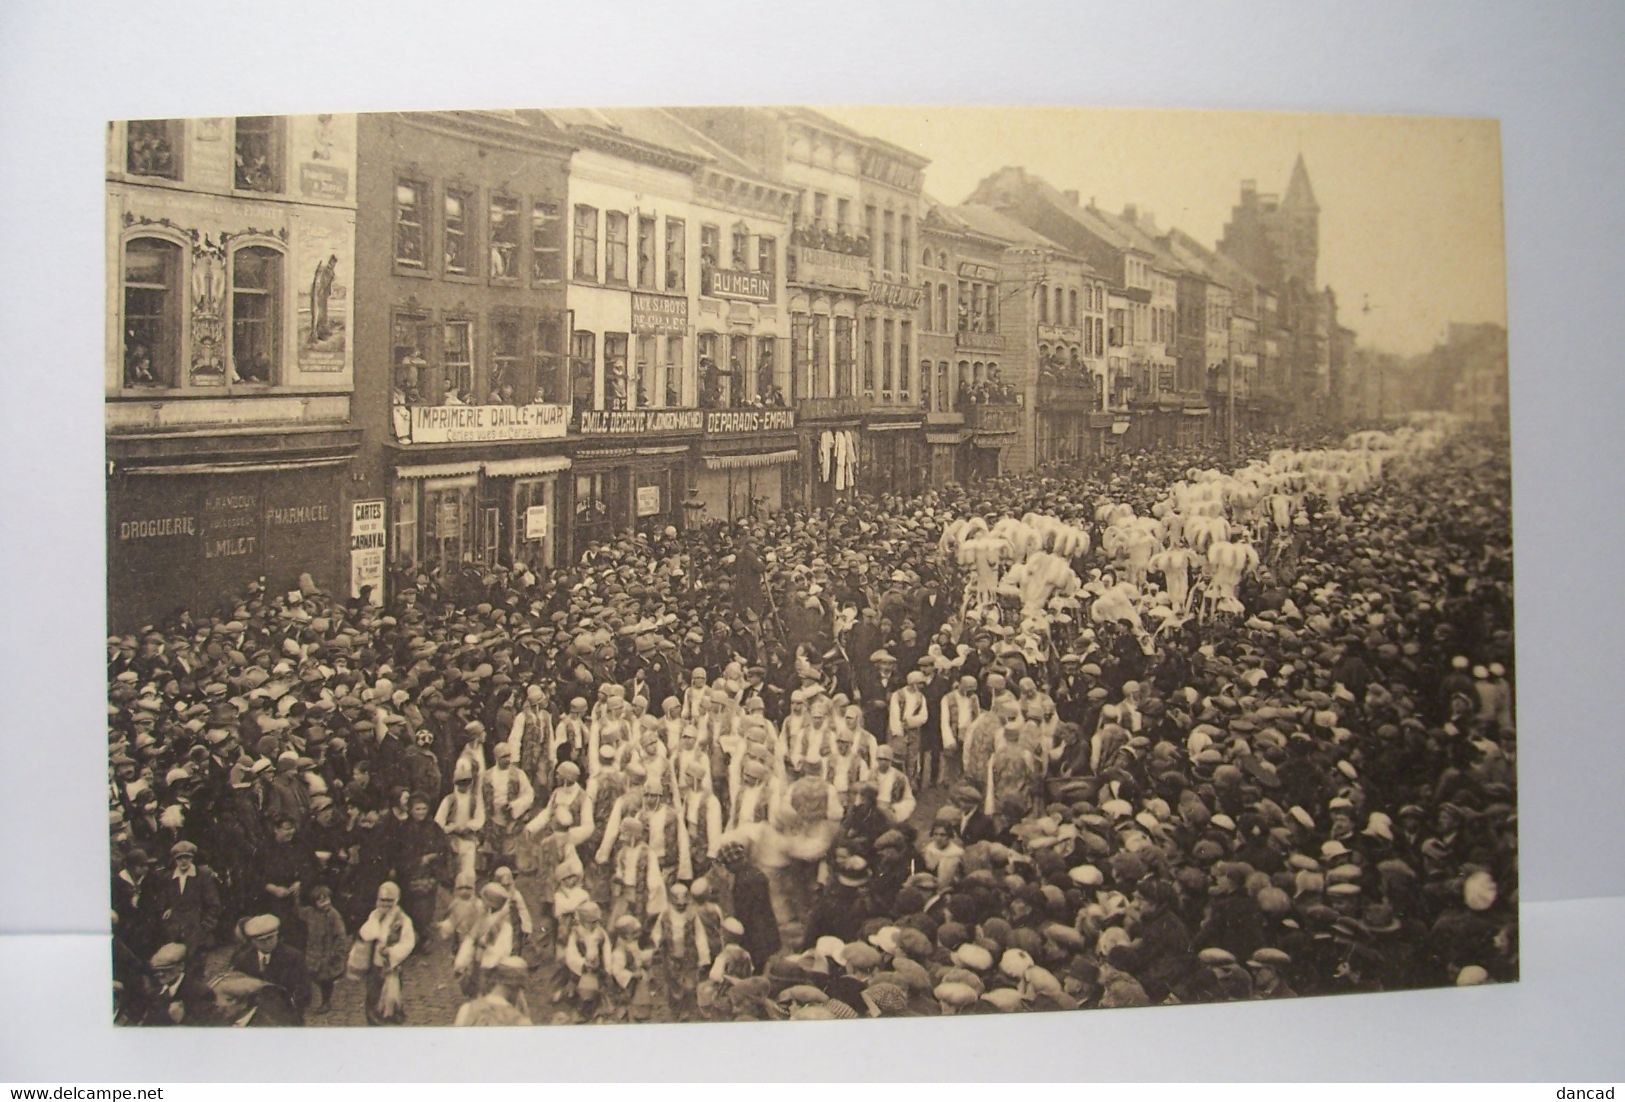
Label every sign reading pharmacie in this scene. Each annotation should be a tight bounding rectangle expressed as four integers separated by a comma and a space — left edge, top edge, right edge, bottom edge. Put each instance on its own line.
868, 279, 924, 310
631, 292, 689, 334
402, 403, 570, 444
704, 407, 796, 435
703, 267, 774, 303
578, 407, 705, 435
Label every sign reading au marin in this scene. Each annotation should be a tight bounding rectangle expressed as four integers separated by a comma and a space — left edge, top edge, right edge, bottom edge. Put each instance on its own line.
704, 268, 774, 303
408, 403, 569, 443
578, 408, 704, 435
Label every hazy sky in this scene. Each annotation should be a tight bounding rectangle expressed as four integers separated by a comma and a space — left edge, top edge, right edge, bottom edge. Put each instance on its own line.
825, 106, 1505, 357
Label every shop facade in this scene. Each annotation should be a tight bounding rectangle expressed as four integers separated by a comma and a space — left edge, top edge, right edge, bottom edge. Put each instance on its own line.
695, 407, 799, 524
105, 113, 361, 628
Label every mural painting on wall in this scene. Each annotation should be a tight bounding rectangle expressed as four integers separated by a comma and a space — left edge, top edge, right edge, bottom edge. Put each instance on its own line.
297, 219, 349, 372
189, 234, 227, 387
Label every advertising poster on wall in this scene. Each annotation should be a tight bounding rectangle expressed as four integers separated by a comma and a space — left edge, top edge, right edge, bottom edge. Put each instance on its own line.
295, 215, 351, 373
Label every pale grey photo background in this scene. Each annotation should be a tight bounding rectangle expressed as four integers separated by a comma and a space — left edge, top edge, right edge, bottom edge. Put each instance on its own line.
0, 0, 1620, 1081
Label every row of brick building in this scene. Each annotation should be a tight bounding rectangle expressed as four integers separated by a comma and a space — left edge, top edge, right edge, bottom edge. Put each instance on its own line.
105, 108, 1352, 628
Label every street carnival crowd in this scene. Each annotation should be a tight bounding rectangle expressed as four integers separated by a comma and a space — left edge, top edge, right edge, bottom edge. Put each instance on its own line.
107, 416, 1518, 1027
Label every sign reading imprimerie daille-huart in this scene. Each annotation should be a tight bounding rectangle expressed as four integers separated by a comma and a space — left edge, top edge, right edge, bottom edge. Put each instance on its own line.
405, 403, 570, 443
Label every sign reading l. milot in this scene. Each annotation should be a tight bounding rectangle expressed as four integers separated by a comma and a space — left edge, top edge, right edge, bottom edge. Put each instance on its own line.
703, 268, 774, 303
577, 408, 705, 435
704, 408, 796, 434
868, 279, 924, 309
407, 403, 570, 443
631, 293, 689, 334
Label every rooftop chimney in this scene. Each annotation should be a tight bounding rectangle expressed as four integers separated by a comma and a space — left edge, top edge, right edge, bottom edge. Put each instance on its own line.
1062, 189, 1080, 206
1122, 202, 1137, 223
1241, 178, 1257, 194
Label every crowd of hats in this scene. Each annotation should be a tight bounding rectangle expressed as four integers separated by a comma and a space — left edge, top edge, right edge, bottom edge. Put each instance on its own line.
105, 417, 1516, 1021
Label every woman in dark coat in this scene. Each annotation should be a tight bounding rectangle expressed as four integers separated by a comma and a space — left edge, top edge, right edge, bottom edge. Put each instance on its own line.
718, 842, 780, 972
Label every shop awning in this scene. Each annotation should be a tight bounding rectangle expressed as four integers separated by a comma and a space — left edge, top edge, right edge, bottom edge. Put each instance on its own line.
970, 433, 1016, 449
702, 449, 799, 471
395, 461, 483, 479
122, 456, 350, 476
925, 432, 963, 445
637, 444, 692, 456
867, 420, 923, 432
482, 455, 572, 477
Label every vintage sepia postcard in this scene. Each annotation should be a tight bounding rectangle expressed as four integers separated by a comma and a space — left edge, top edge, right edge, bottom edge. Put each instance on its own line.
104, 105, 1511, 1027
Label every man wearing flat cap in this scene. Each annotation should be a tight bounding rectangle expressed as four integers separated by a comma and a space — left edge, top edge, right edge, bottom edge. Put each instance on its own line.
229, 913, 310, 1022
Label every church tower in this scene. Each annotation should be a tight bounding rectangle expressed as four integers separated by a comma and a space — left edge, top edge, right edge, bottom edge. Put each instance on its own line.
1279, 153, 1319, 289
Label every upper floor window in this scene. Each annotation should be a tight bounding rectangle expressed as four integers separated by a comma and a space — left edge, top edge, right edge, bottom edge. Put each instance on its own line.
837, 198, 851, 234
604, 212, 630, 285
731, 223, 750, 270
813, 193, 828, 228
1069, 289, 1079, 326
572, 205, 598, 281
636, 216, 657, 290
230, 246, 282, 385
234, 117, 282, 193
757, 235, 776, 279
395, 181, 427, 269
700, 224, 721, 273
122, 238, 182, 388
1038, 283, 1049, 324
882, 211, 895, 273
489, 195, 520, 280
127, 120, 181, 180
664, 218, 686, 292
899, 215, 912, 276
530, 200, 562, 283
443, 189, 472, 276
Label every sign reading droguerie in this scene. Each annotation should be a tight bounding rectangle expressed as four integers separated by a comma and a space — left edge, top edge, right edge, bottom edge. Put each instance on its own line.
704, 408, 796, 435
349, 499, 385, 605
703, 268, 774, 303
631, 293, 689, 334
406, 403, 569, 443
577, 408, 704, 435
868, 280, 924, 309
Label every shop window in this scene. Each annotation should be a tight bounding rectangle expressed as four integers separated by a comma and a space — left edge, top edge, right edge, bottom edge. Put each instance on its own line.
230, 246, 281, 385
757, 235, 776, 279
757, 335, 780, 404
489, 195, 520, 280
530, 199, 562, 283
570, 331, 595, 415
604, 212, 629, 285
575, 472, 610, 542
443, 320, 473, 400
390, 481, 418, 566
881, 319, 894, 398
391, 311, 432, 403
636, 468, 670, 533
122, 237, 181, 389
423, 481, 475, 569
861, 317, 876, 394
664, 218, 686, 292
512, 478, 555, 572
698, 332, 721, 408
491, 316, 521, 403
636, 215, 657, 290
790, 314, 811, 402
573, 205, 598, 281
532, 315, 565, 404
634, 335, 655, 409
604, 333, 629, 410
664, 335, 685, 408
834, 316, 854, 397
443, 188, 472, 276
126, 119, 182, 179
233, 116, 282, 192
395, 180, 427, 270
810, 316, 828, 399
